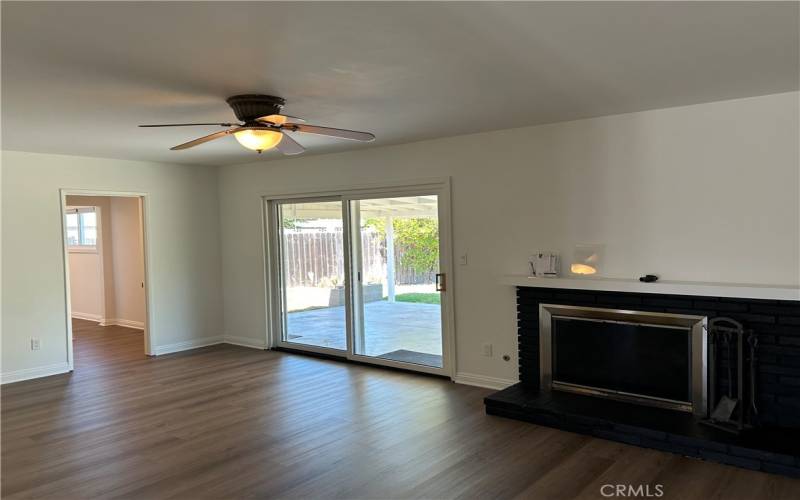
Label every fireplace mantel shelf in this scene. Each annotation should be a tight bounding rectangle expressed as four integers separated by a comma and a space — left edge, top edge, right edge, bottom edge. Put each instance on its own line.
501, 275, 800, 301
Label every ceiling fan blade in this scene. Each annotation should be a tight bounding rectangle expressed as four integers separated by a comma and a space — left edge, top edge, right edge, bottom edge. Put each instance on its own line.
281, 115, 306, 123
170, 129, 235, 150
275, 132, 305, 155
287, 124, 375, 142
140, 123, 238, 127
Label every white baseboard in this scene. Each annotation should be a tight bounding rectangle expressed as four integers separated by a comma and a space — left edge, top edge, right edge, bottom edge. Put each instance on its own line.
1, 362, 72, 384
223, 335, 268, 350
3, 336, 224, 383
99, 318, 145, 330
71, 312, 102, 322
454, 372, 517, 390
152, 336, 223, 356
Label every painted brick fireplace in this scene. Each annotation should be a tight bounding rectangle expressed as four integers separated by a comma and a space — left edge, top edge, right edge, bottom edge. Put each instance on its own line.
517, 286, 800, 427
485, 282, 800, 477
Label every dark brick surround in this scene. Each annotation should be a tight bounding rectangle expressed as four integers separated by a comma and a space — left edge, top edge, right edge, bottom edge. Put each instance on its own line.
516, 286, 800, 428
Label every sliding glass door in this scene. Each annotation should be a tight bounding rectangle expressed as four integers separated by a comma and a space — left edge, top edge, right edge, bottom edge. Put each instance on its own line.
349, 196, 443, 368
272, 190, 449, 374
276, 199, 348, 352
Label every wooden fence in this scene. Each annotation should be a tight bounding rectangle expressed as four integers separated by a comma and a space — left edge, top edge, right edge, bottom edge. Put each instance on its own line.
281, 231, 434, 287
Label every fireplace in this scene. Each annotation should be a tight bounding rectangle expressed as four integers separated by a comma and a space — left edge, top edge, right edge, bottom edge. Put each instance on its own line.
539, 304, 708, 415
485, 284, 800, 477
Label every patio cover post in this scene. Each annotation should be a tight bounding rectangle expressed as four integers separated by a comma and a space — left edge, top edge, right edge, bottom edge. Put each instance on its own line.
386, 215, 396, 302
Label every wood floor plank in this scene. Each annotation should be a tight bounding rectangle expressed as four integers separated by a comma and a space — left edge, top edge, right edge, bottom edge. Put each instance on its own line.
2, 319, 799, 499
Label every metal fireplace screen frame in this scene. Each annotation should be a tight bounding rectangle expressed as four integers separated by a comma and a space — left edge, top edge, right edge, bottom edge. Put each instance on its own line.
539, 304, 708, 416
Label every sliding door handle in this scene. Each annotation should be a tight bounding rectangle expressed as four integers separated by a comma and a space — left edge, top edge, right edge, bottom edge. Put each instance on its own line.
435, 273, 446, 292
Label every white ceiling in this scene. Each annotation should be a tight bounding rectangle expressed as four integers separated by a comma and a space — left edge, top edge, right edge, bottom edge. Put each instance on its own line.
2, 2, 797, 166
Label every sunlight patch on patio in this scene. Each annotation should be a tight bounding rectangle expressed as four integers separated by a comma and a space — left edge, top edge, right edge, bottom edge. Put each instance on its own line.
287, 301, 442, 366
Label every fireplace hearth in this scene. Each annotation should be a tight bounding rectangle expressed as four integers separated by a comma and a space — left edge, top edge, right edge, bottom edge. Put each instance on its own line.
485, 285, 800, 477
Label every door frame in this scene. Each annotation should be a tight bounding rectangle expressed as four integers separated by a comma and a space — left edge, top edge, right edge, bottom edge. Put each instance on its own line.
261, 177, 456, 378
268, 195, 355, 359
59, 189, 155, 368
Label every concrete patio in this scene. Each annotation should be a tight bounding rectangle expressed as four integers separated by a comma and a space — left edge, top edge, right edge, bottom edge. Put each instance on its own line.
287, 301, 442, 367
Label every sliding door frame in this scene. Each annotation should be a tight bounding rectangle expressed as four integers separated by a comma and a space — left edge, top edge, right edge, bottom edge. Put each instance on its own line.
269, 196, 354, 357
261, 177, 456, 378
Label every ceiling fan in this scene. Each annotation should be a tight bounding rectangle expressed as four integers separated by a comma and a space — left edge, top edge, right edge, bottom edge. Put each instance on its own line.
139, 95, 375, 155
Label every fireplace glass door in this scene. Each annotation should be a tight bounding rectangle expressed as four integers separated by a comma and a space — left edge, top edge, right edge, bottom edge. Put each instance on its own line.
552, 317, 691, 404
539, 303, 707, 415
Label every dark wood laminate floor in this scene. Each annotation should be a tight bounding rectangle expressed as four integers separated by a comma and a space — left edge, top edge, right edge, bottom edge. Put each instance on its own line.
2, 320, 799, 499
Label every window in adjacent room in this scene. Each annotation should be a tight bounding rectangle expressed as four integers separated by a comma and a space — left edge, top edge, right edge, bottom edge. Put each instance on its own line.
65, 206, 98, 251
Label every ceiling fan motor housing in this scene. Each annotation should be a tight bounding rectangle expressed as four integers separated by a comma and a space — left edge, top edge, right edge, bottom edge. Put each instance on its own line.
226, 95, 285, 123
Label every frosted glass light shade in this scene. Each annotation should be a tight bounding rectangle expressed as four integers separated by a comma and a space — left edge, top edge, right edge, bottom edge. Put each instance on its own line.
571, 244, 604, 276
234, 129, 283, 151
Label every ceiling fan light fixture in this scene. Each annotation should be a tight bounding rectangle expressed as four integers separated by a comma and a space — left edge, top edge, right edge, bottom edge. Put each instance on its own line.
233, 129, 283, 152
140, 94, 373, 154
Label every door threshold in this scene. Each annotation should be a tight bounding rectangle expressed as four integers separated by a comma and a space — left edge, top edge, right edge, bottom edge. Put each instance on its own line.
273, 346, 450, 380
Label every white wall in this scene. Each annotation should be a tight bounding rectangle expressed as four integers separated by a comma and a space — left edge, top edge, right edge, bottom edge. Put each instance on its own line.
67, 252, 103, 320
218, 92, 799, 385
109, 197, 146, 326
1, 152, 224, 380
2, 92, 796, 385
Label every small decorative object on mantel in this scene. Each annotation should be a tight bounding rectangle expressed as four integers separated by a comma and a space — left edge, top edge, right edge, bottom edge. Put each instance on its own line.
639, 274, 659, 282
570, 244, 603, 276
529, 252, 560, 278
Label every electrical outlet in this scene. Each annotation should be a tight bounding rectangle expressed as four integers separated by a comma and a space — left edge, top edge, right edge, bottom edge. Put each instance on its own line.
459, 253, 468, 266
30, 338, 41, 351
481, 343, 493, 357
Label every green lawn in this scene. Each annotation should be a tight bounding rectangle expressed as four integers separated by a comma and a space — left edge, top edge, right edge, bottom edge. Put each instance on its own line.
395, 292, 441, 305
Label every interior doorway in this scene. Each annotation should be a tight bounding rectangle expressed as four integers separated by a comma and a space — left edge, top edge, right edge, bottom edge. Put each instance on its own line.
266, 181, 455, 377
60, 191, 151, 369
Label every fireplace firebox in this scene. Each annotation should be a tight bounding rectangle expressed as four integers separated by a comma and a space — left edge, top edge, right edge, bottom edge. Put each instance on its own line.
539, 304, 708, 416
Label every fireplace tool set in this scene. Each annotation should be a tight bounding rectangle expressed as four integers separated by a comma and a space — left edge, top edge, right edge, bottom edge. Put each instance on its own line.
702, 317, 759, 434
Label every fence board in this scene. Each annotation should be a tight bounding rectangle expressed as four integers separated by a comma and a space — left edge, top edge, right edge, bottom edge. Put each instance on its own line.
281, 231, 434, 287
